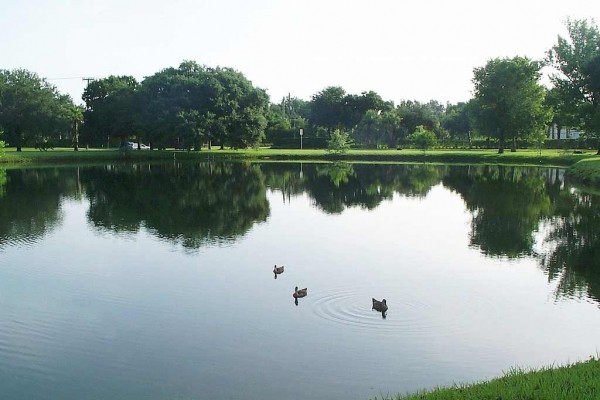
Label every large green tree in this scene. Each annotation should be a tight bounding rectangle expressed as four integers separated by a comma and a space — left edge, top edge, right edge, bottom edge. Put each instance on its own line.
353, 109, 402, 148
309, 86, 347, 132
82, 75, 140, 147
396, 100, 445, 142
139, 61, 269, 149
547, 18, 600, 154
0, 69, 76, 151
472, 57, 550, 153
442, 100, 475, 145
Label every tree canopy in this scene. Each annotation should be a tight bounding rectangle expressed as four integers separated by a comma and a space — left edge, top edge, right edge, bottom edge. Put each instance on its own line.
472, 56, 550, 153
547, 18, 600, 154
82, 61, 269, 150
0, 69, 77, 151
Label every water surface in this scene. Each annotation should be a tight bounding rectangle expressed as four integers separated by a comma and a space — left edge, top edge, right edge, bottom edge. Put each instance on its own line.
1, 162, 599, 400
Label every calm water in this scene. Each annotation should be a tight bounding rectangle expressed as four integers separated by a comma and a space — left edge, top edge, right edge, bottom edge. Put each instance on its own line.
0, 162, 599, 400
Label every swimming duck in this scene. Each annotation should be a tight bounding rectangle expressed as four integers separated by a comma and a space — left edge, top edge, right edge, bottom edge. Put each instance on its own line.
293, 286, 308, 298
273, 265, 284, 274
372, 298, 388, 313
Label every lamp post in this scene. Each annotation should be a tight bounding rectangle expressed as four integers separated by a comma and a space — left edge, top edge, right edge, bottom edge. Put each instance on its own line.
299, 129, 303, 150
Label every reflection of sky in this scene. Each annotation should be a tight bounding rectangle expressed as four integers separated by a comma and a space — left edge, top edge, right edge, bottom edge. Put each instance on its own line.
1, 187, 600, 400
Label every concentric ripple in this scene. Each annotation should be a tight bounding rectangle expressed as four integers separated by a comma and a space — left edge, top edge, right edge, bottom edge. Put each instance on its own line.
310, 286, 487, 338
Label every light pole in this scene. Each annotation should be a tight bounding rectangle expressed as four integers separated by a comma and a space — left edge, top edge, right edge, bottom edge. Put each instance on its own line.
299, 129, 303, 150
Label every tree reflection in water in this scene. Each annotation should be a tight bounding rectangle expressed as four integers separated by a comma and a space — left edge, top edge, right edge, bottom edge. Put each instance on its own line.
0, 168, 78, 247
81, 162, 270, 249
444, 165, 600, 304
0, 162, 598, 306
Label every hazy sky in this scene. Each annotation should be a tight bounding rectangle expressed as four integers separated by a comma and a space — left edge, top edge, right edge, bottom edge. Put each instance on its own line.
1, 0, 598, 105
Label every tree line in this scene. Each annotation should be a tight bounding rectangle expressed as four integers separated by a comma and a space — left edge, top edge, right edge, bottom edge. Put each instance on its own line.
1, 18, 599, 153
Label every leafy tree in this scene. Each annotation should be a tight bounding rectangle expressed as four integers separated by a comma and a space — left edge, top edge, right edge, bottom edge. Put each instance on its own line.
341, 91, 393, 130
66, 105, 84, 151
408, 125, 437, 154
545, 87, 577, 145
547, 18, 600, 154
353, 109, 402, 148
277, 95, 311, 123
82, 75, 140, 146
310, 86, 346, 132
209, 66, 269, 149
472, 57, 550, 153
442, 100, 475, 145
397, 100, 445, 142
0, 69, 76, 151
326, 128, 353, 155
139, 61, 269, 149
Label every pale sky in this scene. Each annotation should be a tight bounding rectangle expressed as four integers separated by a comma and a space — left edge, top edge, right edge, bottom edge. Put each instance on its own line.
1, 0, 598, 106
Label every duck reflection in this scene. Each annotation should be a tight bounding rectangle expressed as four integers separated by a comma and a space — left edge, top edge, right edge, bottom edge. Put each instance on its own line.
372, 298, 388, 319
273, 265, 284, 279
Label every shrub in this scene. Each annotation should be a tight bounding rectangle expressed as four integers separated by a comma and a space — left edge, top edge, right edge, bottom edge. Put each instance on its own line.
408, 125, 437, 154
327, 129, 354, 155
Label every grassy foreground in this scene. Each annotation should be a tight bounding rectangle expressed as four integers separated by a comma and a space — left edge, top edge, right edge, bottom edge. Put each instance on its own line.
377, 357, 600, 400
1, 147, 599, 186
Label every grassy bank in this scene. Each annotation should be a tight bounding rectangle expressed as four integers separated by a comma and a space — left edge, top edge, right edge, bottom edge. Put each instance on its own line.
1, 147, 597, 165
2, 148, 599, 185
378, 357, 600, 400
567, 158, 600, 186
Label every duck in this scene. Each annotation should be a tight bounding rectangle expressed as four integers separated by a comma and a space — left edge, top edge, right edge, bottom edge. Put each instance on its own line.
293, 286, 308, 298
273, 265, 284, 274
372, 298, 388, 313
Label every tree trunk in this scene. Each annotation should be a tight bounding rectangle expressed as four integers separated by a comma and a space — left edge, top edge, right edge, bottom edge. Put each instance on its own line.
556, 124, 561, 149
510, 137, 517, 152
498, 131, 505, 154
16, 129, 23, 152
73, 120, 79, 151
596, 137, 600, 155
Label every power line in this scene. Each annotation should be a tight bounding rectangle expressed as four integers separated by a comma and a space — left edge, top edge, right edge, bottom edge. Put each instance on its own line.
46, 76, 87, 81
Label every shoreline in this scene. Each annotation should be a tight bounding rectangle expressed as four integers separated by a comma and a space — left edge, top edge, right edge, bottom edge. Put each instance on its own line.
379, 357, 600, 400
1, 148, 599, 186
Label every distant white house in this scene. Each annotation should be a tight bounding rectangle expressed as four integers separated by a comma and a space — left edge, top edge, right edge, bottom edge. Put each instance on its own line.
548, 125, 582, 140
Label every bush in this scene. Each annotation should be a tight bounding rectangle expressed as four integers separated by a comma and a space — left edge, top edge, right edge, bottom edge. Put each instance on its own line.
327, 129, 354, 155
408, 125, 437, 153
0, 132, 5, 156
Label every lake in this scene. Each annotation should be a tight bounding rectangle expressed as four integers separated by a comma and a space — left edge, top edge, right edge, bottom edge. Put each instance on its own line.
1, 162, 599, 400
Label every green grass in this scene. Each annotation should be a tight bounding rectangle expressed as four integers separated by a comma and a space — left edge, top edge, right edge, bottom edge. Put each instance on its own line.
1, 147, 597, 165
376, 357, 600, 400
1, 147, 599, 185
567, 158, 600, 186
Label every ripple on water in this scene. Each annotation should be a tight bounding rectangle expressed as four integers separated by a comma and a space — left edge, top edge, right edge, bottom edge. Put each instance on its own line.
309, 286, 498, 339
0, 234, 42, 249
